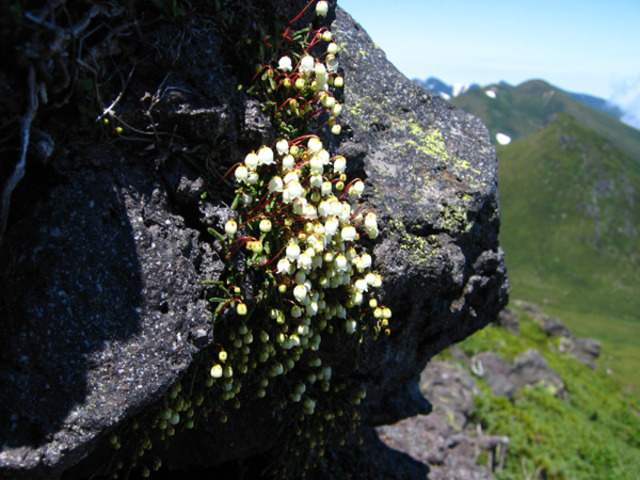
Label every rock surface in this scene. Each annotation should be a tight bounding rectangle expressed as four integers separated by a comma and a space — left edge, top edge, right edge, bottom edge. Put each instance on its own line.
371, 302, 604, 479
333, 6, 508, 425
515, 300, 601, 369
377, 353, 507, 480
0, 1, 508, 478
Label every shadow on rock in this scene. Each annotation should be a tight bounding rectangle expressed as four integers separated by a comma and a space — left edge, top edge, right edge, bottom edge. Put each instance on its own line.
0, 166, 144, 453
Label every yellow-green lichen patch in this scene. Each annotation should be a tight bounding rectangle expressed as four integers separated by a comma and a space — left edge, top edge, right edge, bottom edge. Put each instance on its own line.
387, 218, 437, 267
441, 198, 474, 235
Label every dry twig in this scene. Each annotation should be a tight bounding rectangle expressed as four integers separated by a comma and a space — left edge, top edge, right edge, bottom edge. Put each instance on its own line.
0, 67, 39, 247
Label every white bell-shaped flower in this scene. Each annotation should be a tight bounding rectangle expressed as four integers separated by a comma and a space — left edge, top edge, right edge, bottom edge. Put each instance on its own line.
341, 225, 357, 241
244, 152, 259, 170
324, 216, 339, 236
286, 243, 301, 261
316, 0, 329, 17
277, 258, 293, 275
300, 55, 315, 77
307, 136, 323, 154
269, 176, 283, 193
282, 154, 295, 170
275, 139, 289, 156
278, 56, 293, 72
257, 146, 274, 166
293, 284, 308, 303
235, 165, 249, 182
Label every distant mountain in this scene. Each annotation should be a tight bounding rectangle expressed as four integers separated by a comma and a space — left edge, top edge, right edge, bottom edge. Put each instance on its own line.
498, 113, 640, 325
567, 91, 625, 120
449, 79, 640, 162
412, 77, 479, 100
415, 77, 627, 124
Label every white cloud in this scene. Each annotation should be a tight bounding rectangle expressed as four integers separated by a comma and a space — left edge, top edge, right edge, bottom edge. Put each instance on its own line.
610, 76, 640, 130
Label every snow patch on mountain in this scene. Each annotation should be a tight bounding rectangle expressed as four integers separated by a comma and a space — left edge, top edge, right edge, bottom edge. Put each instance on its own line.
452, 83, 473, 97
496, 133, 511, 145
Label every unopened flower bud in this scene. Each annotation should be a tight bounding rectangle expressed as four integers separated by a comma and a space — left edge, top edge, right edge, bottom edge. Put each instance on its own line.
225, 219, 238, 236
345, 319, 357, 334
259, 219, 272, 232
210, 364, 223, 378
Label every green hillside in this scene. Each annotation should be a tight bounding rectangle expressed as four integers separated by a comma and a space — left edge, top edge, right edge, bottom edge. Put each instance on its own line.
497, 114, 640, 391
451, 79, 640, 163
454, 307, 640, 479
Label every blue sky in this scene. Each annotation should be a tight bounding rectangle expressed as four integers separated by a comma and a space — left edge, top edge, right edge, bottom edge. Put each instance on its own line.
338, 0, 640, 125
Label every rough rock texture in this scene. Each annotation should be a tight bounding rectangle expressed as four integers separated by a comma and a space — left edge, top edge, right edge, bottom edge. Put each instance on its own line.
373, 303, 606, 478
333, 7, 508, 425
0, 2, 508, 478
472, 349, 566, 398
515, 301, 601, 369
377, 354, 507, 480
496, 307, 519, 334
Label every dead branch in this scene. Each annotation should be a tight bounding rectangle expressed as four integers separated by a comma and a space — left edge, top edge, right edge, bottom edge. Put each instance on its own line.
0, 67, 39, 247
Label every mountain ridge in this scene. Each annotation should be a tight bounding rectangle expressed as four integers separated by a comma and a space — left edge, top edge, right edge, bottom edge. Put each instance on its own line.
449, 79, 640, 163
415, 76, 627, 122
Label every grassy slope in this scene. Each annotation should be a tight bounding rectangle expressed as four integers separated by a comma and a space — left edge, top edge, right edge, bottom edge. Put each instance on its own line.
497, 114, 640, 392
454, 312, 640, 480
451, 79, 640, 163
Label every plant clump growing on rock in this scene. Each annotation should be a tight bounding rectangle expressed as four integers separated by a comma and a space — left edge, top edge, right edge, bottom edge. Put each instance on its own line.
97, 2, 390, 478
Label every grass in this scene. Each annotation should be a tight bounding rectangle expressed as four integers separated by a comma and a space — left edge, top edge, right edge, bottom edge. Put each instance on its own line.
455, 312, 640, 480
495, 114, 640, 394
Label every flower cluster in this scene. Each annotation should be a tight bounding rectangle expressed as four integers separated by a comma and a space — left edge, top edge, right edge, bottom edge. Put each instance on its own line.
203, 2, 391, 476
248, 3, 345, 139
100, 3, 390, 479
222, 133, 387, 341
209, 138, 391, 477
